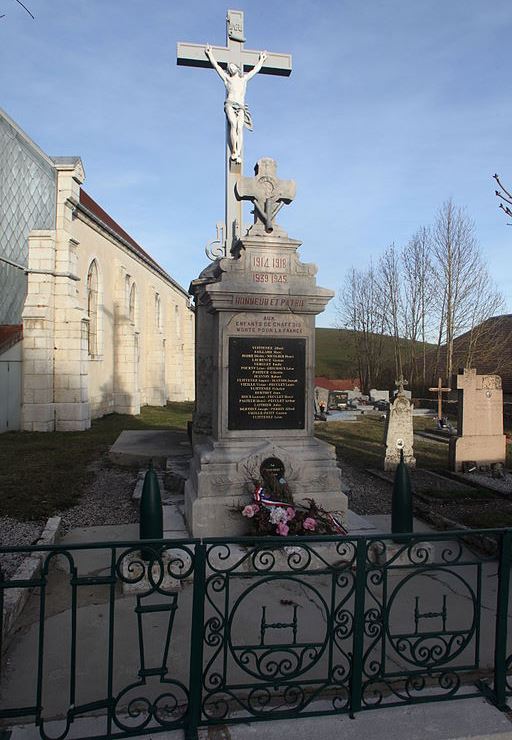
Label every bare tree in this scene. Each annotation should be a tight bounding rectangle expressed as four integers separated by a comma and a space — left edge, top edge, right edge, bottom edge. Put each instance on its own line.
337, 264, 386, 392
494, 174, 512, 223
338, 200, 505, 394
379, 244, 403, 380
401, 227, 435, 388
431, 199, 504, 381
459, 273, 505, 369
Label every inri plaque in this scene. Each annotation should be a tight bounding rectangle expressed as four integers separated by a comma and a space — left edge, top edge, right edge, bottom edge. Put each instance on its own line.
228, 337, 306, 430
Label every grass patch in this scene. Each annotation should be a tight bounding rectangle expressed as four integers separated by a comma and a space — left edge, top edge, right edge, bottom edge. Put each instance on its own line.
314, 415, 448, 470
314, 327, 436, 380
416, 489, 494, 501
461, 511, 512, 529
0, 403, 193, 521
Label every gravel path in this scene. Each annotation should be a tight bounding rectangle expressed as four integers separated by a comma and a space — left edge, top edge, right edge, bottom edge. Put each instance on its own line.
57, 461, 139, 535
0, 517, 47, 581
0, 460, 139, 579
339, 460, 393, 515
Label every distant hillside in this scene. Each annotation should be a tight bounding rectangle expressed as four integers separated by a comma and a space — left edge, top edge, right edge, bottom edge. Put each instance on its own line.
315, 328, 359, 379
315, 328, 436, 384
427, 314, 512, 393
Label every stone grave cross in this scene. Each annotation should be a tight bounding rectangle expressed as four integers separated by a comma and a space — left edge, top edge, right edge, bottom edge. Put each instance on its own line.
236, 158, 296, 232
428, 376, 451, 420
177, 9, 292, 257
395, 375, 409, 395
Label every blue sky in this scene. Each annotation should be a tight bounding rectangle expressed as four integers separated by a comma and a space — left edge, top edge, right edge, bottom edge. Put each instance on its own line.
1, 0, 511, 327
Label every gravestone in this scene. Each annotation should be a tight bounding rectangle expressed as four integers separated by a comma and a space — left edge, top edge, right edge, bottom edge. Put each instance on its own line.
384, 377, 415, 471
370, 389, 389, 403
449, 368, 506, 472
186, 158, 348, 536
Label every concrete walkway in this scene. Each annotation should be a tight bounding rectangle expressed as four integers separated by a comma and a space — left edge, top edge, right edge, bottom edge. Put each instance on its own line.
2, 511, 511, 740
3, 431, 512, 740
5, 696, 512, 739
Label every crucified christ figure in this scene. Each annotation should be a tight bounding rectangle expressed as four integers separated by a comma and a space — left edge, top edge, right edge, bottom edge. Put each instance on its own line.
205, 44, 267, 164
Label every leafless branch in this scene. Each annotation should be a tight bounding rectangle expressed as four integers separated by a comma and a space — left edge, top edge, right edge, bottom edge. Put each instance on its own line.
1, 0, 34, 19
494, 174, 512, 223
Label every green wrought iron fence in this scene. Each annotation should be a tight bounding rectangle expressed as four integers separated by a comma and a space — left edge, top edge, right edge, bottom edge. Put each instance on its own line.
0, 529, 511, 739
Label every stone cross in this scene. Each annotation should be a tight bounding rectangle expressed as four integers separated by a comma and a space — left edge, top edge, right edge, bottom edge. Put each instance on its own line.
428, 376, 451, 420
177, 9, 292, 256
236, 158, 296, 233
395, 375, 409, 395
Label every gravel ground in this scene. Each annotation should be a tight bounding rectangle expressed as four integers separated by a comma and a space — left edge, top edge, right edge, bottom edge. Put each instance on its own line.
339, 460, 393, 515
465, 470, 512, 495
57, 460, 139, 535
0, 517, 47, 581
0, 460, 139, 580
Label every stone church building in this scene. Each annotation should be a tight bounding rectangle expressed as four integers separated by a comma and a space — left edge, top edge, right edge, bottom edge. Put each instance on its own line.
0, 107, 194, 432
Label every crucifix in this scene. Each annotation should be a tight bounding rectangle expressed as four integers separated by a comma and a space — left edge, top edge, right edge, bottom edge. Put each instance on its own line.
428, 377, 451, 420
177, 9, 292, 257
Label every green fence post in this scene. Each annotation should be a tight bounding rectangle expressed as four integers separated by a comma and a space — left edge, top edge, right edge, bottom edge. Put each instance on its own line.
493, 530, 512, 709
139, 461, 163, 561
350, 539, 367, 716
391, 448, 413, 535
186, 542, 206, 740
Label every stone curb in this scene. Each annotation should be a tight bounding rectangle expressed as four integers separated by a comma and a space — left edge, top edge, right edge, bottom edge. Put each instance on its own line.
131, 469, 166, 501
2, 516, 61, 651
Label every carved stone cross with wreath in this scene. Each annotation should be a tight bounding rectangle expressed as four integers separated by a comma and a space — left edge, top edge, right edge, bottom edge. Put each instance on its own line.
236, 158, 296, 233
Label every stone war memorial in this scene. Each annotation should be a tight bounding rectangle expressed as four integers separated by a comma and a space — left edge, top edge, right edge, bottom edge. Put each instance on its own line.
384, 376, 416, 471
177, 10, 348, 536
449, 367, 506, 472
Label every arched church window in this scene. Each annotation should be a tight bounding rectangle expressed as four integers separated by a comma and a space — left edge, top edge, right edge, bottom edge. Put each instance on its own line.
129, 283, 137, 324
125, 275, 131, 310
175, 304, 181, 339
155, 293, 162, 329
87, 260, 99, 356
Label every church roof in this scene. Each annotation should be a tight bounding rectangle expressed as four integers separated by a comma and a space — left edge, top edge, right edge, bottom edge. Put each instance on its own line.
315, 376, 360, 391
0, 324, 23, 355
78, 189, 189, 298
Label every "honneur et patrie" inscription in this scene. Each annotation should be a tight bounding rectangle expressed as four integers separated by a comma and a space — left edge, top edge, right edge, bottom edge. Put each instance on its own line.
228, 337, 306, 430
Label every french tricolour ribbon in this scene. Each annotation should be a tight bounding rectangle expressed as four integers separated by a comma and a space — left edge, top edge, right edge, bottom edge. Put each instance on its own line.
253, 486, 289, 508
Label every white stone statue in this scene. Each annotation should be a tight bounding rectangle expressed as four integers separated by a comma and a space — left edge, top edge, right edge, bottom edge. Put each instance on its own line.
205, 44, 267, 164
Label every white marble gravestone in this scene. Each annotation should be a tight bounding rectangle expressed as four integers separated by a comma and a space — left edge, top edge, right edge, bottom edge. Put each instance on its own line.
185, 160, 348, 536
384, 377, 416, 471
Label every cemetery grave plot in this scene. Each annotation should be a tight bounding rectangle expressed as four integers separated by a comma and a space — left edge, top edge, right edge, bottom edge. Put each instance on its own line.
314, 416, 512, 531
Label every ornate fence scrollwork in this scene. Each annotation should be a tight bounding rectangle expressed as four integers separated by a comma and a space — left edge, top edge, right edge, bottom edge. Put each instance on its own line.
0, 530, 511, 738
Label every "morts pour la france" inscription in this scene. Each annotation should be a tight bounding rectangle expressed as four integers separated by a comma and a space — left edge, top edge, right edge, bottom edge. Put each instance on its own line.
228, 337, 306, 430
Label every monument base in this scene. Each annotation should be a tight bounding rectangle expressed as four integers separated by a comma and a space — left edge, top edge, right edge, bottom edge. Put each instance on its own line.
184, 435, 348, 537
449, 435, 507, 472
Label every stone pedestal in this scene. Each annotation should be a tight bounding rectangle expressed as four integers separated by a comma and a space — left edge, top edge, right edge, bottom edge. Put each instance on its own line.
186, 218, 348, 537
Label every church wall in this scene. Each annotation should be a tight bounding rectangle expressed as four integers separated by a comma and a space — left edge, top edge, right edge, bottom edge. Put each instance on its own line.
70, 184, 194, 420
10, 120, 195, 432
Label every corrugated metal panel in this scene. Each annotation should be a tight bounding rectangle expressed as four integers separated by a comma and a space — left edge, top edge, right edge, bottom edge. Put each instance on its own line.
0, 359, 21, 432
0, 112, 56, 324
